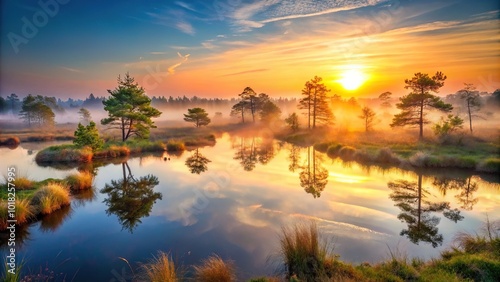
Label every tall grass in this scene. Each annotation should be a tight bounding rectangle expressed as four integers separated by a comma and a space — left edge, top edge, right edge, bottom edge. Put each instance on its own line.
0, 199, 34, 230
140, 252, 179, 282
30, 182, 70, 215
65, 171, 93, 190
166, 140, 186, 152
35, 144, 93, 163
2, 257, 24, 282
278, 221, 335, 281
193, 255, 235, 282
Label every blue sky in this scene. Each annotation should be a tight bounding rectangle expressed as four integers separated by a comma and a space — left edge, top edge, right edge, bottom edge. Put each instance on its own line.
1, 0, 499, 98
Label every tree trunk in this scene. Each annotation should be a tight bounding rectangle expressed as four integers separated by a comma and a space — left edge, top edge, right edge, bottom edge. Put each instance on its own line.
468, 101, 473, 134
312, 88, 317, 129
121, 117, 126, 142
419, 99, 424, 140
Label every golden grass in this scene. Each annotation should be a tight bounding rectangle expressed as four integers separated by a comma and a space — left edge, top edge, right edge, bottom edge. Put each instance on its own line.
30, 182, 70, 215
193, 255, 235, 282
0, 199, 34, 230
65, 171, 93, 190
278, 221, 335, 281
141, 252, 179, 282
12, 177, 34, 190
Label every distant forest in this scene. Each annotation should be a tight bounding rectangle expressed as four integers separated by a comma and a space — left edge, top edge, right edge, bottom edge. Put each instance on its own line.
1, 90, 499, 117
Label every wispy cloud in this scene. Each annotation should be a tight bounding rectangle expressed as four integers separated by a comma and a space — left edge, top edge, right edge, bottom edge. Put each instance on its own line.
230, 0, 388, 31
176, 21, 195, 35
168, 52, 190, 74
175, 1, 196, 12
221, 68, 269, 77
150, 51, 167, 55
60, 66, 82, 73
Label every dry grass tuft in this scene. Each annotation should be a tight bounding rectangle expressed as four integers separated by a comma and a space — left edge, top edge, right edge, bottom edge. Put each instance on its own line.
193, 255, 236, 282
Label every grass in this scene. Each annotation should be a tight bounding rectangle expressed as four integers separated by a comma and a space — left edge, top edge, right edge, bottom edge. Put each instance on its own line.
65, 171, 93, 191
0, 199, 35, 230
35, 144, 93, 163
193, 255, 235, 282
30, 182, 70, 215
166, 140, 186, 152
1, 257, 25, 282
277, 221, 342, 281
141, 252, 179, 282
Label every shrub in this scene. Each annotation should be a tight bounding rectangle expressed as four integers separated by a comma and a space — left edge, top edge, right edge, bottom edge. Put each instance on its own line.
477, 158, 500, 173
73, 121, 104, 151
313, 142, 335, 152
375, 148, 401, 164
141, 252, 179, 282
166, 140, 186, 152
408, 151, 431, 167
326, 144, 342, 158
65, 171, 93, 190
193, 255, 235, 282
338, 146, 356, 160
0, 137, 20, 149
36, 145, 93, 163
30, 182, 70, 215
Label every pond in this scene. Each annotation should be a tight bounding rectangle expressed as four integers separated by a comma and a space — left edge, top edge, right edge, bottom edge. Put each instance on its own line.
1, 133, 499, 281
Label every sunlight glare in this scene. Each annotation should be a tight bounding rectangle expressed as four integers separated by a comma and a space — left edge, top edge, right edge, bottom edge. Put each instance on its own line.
339, 66, 367, 91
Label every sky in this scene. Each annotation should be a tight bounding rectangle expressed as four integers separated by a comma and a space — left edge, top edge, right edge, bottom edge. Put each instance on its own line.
1, 0, 499, 99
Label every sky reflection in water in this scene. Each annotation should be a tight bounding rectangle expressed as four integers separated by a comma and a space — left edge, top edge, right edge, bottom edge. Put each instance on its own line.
0, 134, 499, 280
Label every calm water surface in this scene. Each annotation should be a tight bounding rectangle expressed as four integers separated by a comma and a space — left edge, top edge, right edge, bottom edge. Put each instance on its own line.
1, 134, 499, 281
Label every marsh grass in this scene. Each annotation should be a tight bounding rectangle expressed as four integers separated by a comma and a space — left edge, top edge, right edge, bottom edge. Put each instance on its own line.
30, 182, 70, 215
65, 171, 93, 190
166, 140, 186, 152
2, 257, 25, 282
35, 144, 93, 163
193, 255, 236, 282
140, 252, 179, 282
276, 221, 342, 282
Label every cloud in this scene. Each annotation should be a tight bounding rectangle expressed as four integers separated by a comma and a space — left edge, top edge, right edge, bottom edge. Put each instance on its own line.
176, 21, 195, 35
168, 52, 190, 74
150, 51, 167, 55
230, 0, 388, 31
175, 1, 196, 12
221, 68, 269, 77
60, 66, 82, 73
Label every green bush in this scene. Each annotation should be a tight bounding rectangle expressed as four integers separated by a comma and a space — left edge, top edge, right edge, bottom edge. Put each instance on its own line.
73, 121, 104, 151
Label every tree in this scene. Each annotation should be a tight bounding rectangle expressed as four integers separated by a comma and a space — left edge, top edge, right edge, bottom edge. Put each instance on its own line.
390, 72, 452, 139
184, 107, 211, 127
0, 96, 6, 113
73, 121, 104, 151
458, 83, 482, 134
230, 100, 247, 123
285, 113, 300, 131
101, 73, 162, 141
379, 91, 392, 108
19, 94, 55, 127
78, 108, 92, 125
298, 76, 333, 129
6, 93, 20, 114
259, 99, 281, 123
358, 106, 376, 132
239, 87, 259, 122
432, 114, 464, 140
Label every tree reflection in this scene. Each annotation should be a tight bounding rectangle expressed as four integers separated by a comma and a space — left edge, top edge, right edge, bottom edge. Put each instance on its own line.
100, 162, 162, 233
388, 174, 464, 248
185, 148, 211, 174
288, 144, 302, 172
233, 137, 278, 171
299, 147, 329, 198
432, 176, 479, 210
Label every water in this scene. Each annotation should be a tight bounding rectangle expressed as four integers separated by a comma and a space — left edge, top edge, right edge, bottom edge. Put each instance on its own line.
1, 134, 499, 281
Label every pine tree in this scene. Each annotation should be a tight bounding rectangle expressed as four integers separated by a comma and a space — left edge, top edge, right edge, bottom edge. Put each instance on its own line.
391, 72, 452, 139
298, 76, 333, 129
101, 73, 162, 141
184, 108, 211, 127
73, 121, 104, 151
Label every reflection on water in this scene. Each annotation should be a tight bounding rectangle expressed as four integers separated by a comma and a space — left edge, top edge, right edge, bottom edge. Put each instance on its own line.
100, 162, 162, 233
232, 137, 279, 171
388, 173, 464, 248
432, 176, 479, 210
1, 135, 499, 281
300, 147, 329, 198
185, 148, 211, 174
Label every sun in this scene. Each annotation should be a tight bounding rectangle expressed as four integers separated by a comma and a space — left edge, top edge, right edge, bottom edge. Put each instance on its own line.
339, 67, 366, 90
